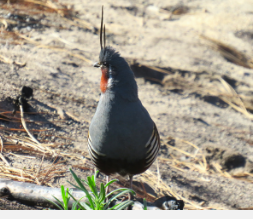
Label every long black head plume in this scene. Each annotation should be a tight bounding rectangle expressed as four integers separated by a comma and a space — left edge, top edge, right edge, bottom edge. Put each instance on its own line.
100, 6, 106, 55
94, 6, 124, 69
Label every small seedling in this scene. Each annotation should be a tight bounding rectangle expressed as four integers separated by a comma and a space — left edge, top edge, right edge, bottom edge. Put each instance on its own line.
143, 198, 147, 210
47, 185, 81, 210
48, 169, 136, 210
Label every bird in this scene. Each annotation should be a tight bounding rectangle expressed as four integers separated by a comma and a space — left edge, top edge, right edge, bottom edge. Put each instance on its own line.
88, 6, 160, 192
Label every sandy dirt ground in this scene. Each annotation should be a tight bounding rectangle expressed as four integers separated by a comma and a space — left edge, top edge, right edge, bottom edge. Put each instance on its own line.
0, 0, 253, 210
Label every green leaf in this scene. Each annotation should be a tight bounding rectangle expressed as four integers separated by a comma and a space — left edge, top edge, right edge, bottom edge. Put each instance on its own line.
94, 170, 99, 183
109, 200, 134, 210
61, 186, 69, 210
143, 198, 147, 210
80, 179, 89, 186
105, 188, 135, 199
104, 179, 118, 188
91, 175, 95, 185
67, 181, 84, 193
52, 195, 64, 207
92, 170, 99, 187
61, 186, 66, 201
69, 169, 95, 209
68, 181, 95, 209
67, 181, 82, 191
79, 201, 92, 210
87, 176, 98, 198
98, 183, 106, 204
45, 197, 63, 210
52, 169, 138, 210
104, 188, 135, 209
71, 200, 79, 210
67, 191, 88, 210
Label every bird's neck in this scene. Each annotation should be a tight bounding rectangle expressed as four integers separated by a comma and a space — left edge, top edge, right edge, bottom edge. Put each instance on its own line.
101, 81, 138, 102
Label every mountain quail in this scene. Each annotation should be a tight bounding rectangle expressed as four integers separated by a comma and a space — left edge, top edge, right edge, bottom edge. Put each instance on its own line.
88, 7, 160, 190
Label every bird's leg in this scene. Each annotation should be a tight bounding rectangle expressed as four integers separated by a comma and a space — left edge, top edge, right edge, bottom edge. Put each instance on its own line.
105, 175, 110, 195
124, 175, 134, 210
129, 175, 133, 189
128, 175, 133, 200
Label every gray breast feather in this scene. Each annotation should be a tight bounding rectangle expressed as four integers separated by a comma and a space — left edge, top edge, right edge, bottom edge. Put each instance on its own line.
89, 95, 154, 161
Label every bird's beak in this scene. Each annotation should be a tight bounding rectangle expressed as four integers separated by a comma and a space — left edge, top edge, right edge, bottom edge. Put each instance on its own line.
93, 62, 100, 68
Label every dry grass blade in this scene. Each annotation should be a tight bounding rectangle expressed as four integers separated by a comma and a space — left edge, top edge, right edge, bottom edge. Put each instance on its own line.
201, 154, 208, 171
17, 33, 93, 64
35, 154, 45, 185
1, 0, 74, 17
212, 163, 232, 178
200, 35, 253, 69
39, 155, 59, 185
0, 136, 3, 154
230, 172, 253, 183
140, 161, 228, 209
0, 54, 15, 64
37, 45, 93, 64
203, 77, 253, 119
161, 68, 253, 120
232, 172, 253, 178
0, 30, 25, 45
144, 54, 253, 120
219, 77, 246, 109
2, 103, 59, 157
163, 137, 253, 185
65, 17, 95, 32
167, 152, 208, 174
0, 126, 48, 132
0, 159, 66, 186
0, 18, 8, 29
209, 170, 253, 183
158, 157, 186, 173
0, 173, 34, 182
0, 136, 10, 166
5, 134, 55, 156
178, 139, 199, 150
237, 207, 253, 210
144, 65, 173, 75
19, 104, 40, 145
0, 165, 36, 182
139, 170, 209, 210
0, 54, 26, 67
1, 140, 50, 157
163, 141, 196, 158
160, 143, 253, 185
216, 76, 253, 119
8, 152, 36, 159
160, 138, 208, 173
0, 153, 10, 166
140, 170, 177, 198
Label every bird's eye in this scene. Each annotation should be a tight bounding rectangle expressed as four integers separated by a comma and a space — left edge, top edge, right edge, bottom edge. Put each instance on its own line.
103, 62, 109, 67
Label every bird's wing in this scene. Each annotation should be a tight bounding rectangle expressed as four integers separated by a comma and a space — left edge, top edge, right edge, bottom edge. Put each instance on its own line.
87, 131, 106, 168
144, 123, 160, 169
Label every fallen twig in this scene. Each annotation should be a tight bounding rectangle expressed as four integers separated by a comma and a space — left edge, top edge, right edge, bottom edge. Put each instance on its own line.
0, 136, 9, 167
0, 178, 184, 210
19, 103, 40, 145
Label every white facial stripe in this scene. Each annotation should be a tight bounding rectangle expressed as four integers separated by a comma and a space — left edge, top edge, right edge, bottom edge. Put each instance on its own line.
107, 77, 113, 88
107, 65, 113, 88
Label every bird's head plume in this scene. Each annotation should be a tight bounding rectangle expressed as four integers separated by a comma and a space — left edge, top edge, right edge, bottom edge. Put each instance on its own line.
93, 6, 137, 101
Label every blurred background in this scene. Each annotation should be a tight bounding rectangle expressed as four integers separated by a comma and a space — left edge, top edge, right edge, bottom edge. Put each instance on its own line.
0, 0, 253, 210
